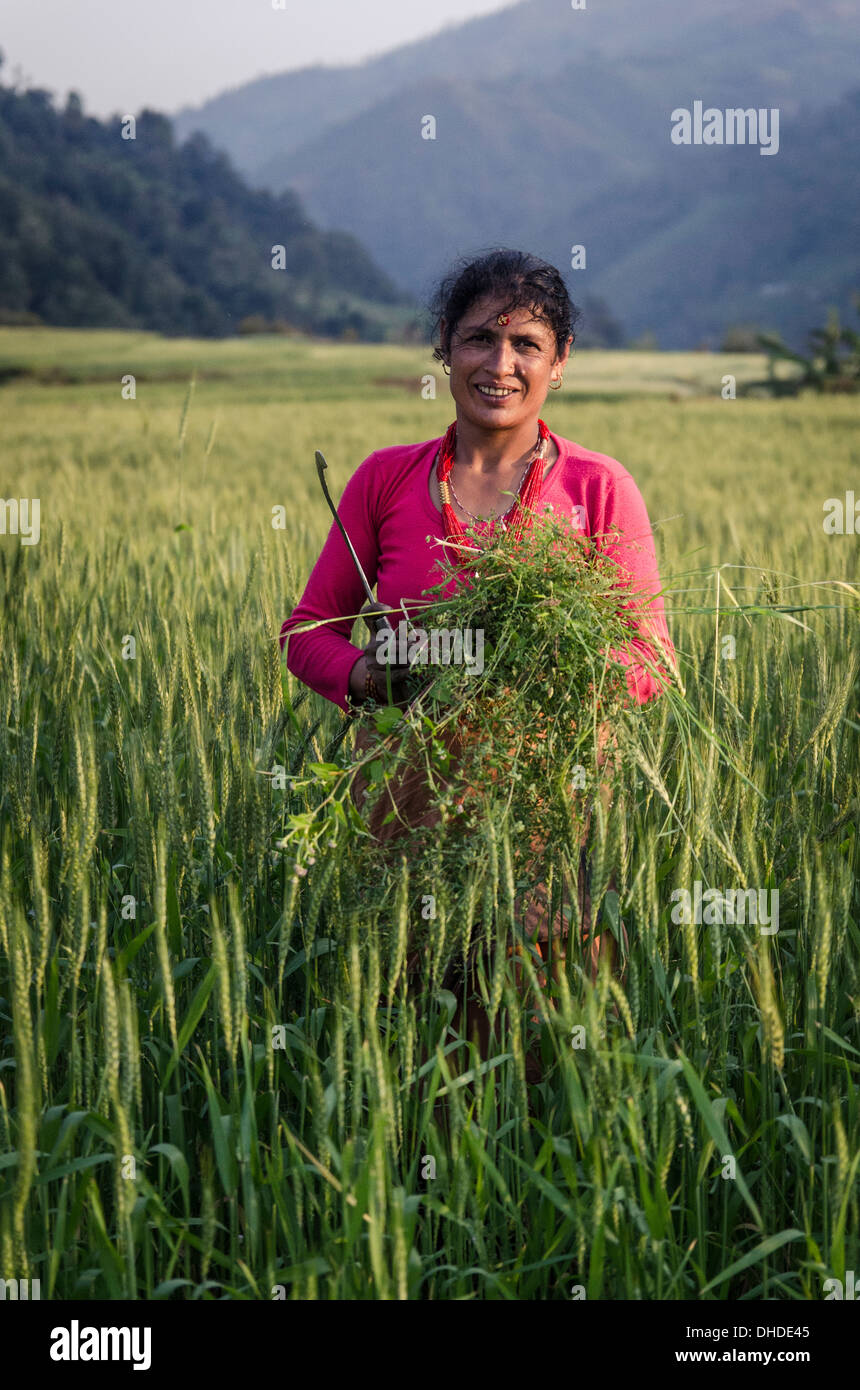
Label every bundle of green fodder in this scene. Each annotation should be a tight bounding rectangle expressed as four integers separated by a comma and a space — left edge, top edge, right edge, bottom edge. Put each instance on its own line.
347, 510, 673, 971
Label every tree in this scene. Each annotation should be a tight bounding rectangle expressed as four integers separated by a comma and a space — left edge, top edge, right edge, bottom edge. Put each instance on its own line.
755, 297, 860, 394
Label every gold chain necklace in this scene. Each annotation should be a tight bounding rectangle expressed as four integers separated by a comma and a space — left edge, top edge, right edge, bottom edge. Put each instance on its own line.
442, 431, 547, 526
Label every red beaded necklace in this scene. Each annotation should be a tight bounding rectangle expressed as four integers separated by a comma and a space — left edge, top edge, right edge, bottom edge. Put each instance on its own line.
436, 417, 551, 557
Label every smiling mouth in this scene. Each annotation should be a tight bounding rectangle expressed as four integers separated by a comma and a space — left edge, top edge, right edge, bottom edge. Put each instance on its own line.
475, 384, 517, 398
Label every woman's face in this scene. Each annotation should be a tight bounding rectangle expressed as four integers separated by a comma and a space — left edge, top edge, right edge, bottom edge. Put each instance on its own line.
444, 295, 571, 432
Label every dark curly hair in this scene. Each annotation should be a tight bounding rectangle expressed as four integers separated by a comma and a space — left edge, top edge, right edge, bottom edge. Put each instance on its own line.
428, 247, 580, 366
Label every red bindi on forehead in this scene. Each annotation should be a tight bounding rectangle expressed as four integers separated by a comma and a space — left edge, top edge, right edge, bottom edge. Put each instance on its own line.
460, 303, 549, 335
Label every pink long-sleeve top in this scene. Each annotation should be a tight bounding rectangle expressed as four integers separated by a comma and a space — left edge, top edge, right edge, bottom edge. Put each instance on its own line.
280, 427, 677, 712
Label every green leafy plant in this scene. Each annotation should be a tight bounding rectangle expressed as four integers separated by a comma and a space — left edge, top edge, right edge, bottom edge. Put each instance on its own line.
753, 295, 860, 396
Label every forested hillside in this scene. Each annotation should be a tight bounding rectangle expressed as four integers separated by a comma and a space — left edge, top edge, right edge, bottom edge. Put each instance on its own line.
0, 67, 412, 340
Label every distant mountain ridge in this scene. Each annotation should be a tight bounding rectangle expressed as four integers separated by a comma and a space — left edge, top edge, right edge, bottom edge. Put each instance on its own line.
173, 0, 854, 181
172, 0, 860, 347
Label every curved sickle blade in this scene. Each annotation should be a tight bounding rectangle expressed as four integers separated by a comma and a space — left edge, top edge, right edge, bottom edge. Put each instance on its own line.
315, 450, 393, 629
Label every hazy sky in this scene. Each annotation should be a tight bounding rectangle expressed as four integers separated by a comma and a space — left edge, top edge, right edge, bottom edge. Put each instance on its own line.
1, 0, 517, 118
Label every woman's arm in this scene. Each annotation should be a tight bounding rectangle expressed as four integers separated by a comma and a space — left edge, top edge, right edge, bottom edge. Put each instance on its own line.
280, 453, 384, 711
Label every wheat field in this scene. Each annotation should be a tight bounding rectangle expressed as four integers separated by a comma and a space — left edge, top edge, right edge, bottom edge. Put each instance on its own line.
0, 327, 857, 1300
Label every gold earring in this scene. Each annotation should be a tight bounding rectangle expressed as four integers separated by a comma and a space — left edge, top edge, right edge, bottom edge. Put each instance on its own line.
442, 360, 451, 376
550, 376, 563, 390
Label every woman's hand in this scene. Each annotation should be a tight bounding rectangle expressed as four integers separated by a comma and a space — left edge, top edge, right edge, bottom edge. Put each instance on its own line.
348, 602, 414, 706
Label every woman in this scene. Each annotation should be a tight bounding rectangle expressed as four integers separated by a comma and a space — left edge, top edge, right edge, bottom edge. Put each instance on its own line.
280, 249, 677, 1059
